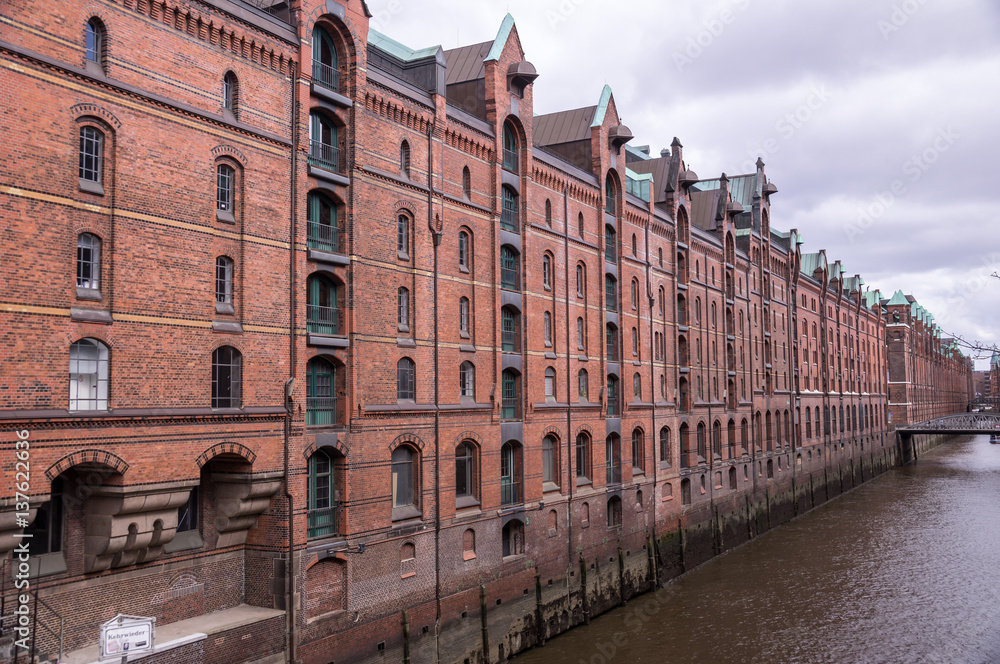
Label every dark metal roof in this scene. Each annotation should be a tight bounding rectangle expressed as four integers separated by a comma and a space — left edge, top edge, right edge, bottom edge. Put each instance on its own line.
627, 157, 671, 203
444, 41, 491, 85
690, 189, 722, 231
533, 106, 597, 146
691, 174, 757, 207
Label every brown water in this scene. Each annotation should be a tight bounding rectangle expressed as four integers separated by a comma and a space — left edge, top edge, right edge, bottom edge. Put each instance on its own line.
516, 435, 1000, 664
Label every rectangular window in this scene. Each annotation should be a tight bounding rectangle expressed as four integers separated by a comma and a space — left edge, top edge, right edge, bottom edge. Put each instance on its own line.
216, 165, 234, 212
79, 127, 103, 183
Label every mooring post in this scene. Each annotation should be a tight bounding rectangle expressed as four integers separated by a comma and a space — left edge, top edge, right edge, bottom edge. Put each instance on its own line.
402, 610, 410, 664
479, 585, 490, 664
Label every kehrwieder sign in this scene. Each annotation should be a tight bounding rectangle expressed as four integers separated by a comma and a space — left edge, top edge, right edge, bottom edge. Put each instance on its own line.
99, 614, 156, 661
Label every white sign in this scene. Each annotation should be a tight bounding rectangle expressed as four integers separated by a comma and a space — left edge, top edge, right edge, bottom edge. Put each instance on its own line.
100, 614, 155, 661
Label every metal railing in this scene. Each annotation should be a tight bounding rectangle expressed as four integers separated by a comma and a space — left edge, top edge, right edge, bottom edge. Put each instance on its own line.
501, 395, 520, 420
605, 194, 617, 214
306, 395, 338, 426
306, 502, 341, 539
307, 221, 340, 253
312, 60, 340, 92
502, 327, 519, 353
500, 479, 522, 505
307, 304, 341, 335
606, 392, 618, 417
501, 266, 519, 290
501, 202, 518, 231
606, 464, 621, 484
309, 141, 341, 172
502, 148, 518, 172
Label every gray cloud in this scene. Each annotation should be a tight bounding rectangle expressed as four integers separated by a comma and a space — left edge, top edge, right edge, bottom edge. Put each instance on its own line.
369, 0, 1000, 366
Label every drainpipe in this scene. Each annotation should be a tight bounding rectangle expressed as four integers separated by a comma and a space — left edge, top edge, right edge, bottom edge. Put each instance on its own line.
427, 122, 443, 656
644, 211, 656, 554
562, 186, 574, 600
285, 59, 299, 664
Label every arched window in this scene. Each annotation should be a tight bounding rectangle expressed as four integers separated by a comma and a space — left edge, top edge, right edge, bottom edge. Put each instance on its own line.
741, 418, 749, 453
659, 427, 671, 466
544, 311, 553, 346
544, 366, 556, 399
501, 305, 521, 352
605, 224, 617, 262
79, 126, 104, 186
712, 420, 722, 459
631, 278, 639, 310
211, 346, 241, 409
543, 253, 552, 289
307, 274, 339, 335
605, 433, 621, 483
391, 446, 417, 510
306, 357, 336, 426
397, 213, 410, 257
501, 185, 519, 231
500, 442, 523, 505
309, 112, 339, 172
85, 18, 105, 71
215, 256, 233, 305
696, 422, 707, 461
502, 519, 524, 556
502, 122, 519, 172
607, 496, 622, 527
578, 368, 589, 401
311, 26, 339, 91
501, 369, 521, 420
576, 433, 591, 480
545, 199, 552, 227
216, 162, 235, 215
77, 233, 101, 290
307, 449, 338, 537
455, 442, 478, 504
605, 323, 618, 362
397, 358, 415, 401
632, 371, 641, 400
605, 274, 618, 311
397, 286, 409, 330
631, 234, 637, 256
459, 361, 474, 398
576, 263, 586, 297
459, 297, 470, 336
631, 327, 639, 357
632, 428, 645, 474
658, 286, 665, 317
69, 338, 109, 410
462, 166, 472, 199
577, 212, 584, 237
307, 192, 339, 252
577, 317, 586, 350
458, 230, 470, 270
500, 245, 520, 290
605, 176, 617, 215
542, 435, 558, 486
606, 375, 620, 417
658, 247, 663, 267
400, 140, 411, 178
222, 71, 238, 117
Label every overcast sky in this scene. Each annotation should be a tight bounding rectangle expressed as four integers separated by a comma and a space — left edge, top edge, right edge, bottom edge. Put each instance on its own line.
368, 0, 1000, 368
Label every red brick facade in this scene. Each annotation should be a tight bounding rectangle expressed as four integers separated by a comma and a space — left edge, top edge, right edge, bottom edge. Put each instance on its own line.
0, 1, 972, 662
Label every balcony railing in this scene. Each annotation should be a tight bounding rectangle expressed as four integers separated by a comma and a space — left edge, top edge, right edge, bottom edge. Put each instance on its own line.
501, 396, 520, 420
312, 60, 341, 92
606, 392, 618, 417
501, 266, 519, 291
502, 148, 518, 173
307, 395, 338, 426
306, 502, 340, 539
307, 221, 340, 253
500, 479, 522, 505
307, 304, 341, 335
502, 328, 520, 353
606, 464, 621, 484
501, 203, 518, 232
309, 141, 341, 172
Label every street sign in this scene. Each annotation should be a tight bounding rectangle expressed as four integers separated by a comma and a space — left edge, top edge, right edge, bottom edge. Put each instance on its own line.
99, 614, 155, 662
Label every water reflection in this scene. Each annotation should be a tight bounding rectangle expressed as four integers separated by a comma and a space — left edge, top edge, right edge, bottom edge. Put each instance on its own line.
517, 436, 1000, 664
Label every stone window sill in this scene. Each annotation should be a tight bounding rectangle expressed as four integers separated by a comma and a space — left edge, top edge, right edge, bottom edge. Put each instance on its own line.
215, 301, 235, 315
76, 286, 102, 301
164, 530, 204, 553
79, 178, 104, 195
217, 210, 236, 224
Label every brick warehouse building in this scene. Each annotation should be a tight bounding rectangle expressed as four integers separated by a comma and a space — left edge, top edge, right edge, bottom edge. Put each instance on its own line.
0, 1, 972, 663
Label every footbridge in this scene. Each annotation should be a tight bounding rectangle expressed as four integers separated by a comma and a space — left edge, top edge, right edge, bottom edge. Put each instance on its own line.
895, 413, 1000, 463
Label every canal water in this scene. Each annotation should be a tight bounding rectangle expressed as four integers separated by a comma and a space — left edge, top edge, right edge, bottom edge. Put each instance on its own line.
516, 435, 1000, 664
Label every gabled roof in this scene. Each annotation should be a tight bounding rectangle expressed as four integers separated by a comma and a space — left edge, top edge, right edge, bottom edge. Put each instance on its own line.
886, 290, 909, 306
800, 252, 826, 277
443, 40, 491, 85
484, 13, 516, 62
591, 84, 613, 128
690, 189, 722, 231
691, 174, 757, 207
534, 106, 597, 146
